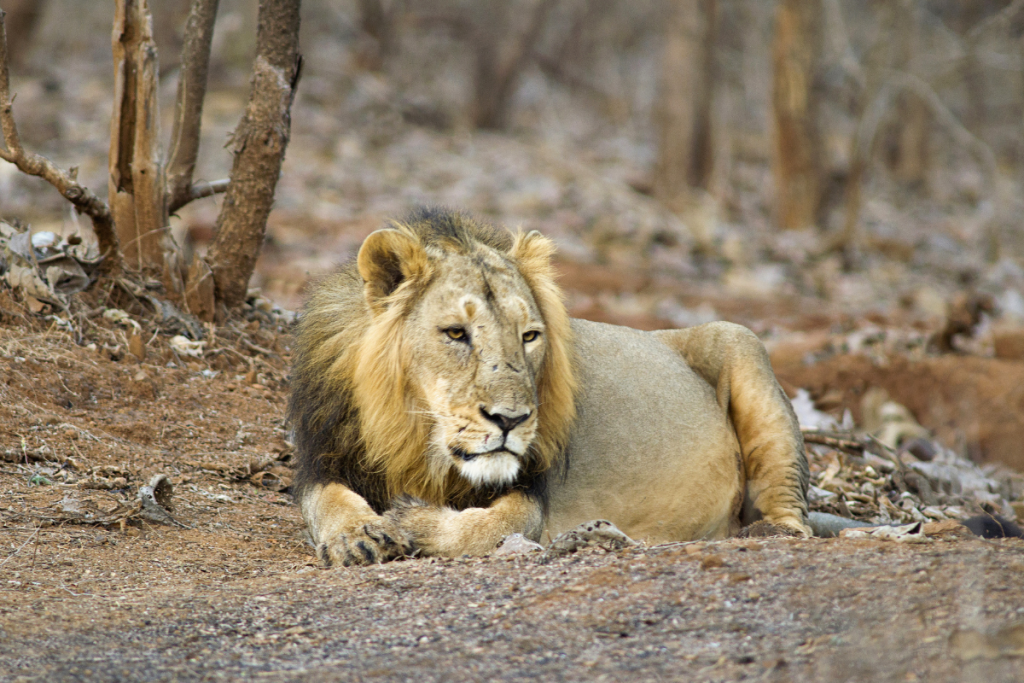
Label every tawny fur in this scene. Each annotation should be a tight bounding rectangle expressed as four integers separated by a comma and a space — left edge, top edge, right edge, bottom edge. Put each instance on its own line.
289, 208, 809, 567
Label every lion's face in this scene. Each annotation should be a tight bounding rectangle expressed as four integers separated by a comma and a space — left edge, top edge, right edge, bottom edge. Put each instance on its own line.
350, 221, 575, 501
404, 245, 547, 487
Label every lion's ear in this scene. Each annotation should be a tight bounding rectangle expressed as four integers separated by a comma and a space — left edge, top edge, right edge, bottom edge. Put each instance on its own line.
357, 229, 429, 310
510, 230, 556, 274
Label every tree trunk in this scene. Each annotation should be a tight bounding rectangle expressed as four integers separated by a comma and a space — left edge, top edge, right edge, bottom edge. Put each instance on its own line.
109, 0, 172, 276
470, 0, 554, 130
771, 0, 822, 231
887, 0, 930, 190
203, 0, 301, 316
653, 0, 717, 205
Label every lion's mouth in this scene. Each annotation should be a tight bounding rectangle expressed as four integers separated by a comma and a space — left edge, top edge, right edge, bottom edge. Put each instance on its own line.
450, 446, 516, 461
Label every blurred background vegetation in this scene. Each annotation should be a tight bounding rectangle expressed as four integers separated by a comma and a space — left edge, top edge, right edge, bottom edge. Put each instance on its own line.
2, 0, 1023, 320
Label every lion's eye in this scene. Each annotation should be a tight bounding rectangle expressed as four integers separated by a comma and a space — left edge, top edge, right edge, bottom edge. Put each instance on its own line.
445, 327, 468, 341
522, 330, 540, 343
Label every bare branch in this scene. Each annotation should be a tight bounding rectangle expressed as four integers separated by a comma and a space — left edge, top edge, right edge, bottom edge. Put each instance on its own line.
0, 9, 119, 264
171, 178, 230, 213
166, 0, 221, 213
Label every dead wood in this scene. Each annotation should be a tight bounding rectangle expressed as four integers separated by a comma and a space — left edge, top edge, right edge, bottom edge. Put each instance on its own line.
109, 0, 170, 275
167, 0, 221, 214
184, 256, 216, 323
203, 0, 302, 315
801, 431, 865, 453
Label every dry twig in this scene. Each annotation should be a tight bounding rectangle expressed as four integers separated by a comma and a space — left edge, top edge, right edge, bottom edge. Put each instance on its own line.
0, 524, 40, 569
801, 431, 865, 453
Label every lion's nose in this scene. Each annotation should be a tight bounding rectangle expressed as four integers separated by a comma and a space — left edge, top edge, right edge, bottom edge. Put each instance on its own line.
480, 406, 530, 433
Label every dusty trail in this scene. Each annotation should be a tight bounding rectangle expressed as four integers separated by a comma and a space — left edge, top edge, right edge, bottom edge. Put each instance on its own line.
3, 535, 1023, 682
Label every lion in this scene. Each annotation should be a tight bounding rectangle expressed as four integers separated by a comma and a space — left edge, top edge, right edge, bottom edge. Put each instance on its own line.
289, 208, 810, 566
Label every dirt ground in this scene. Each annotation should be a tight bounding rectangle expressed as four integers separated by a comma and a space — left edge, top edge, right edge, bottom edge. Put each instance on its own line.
1, 278, 1023, 683
4, 3, 1024, 679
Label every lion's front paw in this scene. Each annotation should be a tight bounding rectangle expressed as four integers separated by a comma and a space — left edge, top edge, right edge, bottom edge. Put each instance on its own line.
317, 517, 415, 567
382, 496, 451, 555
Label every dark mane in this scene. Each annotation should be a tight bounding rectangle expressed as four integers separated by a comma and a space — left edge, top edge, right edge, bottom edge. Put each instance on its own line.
402, 207, 514, 254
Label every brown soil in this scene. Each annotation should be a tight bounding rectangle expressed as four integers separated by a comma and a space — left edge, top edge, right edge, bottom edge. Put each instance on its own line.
2, 285, 1024, 682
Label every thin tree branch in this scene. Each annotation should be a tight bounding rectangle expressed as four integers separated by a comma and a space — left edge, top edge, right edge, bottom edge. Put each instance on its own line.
0, 9, 119, 264
166, 0, 221, 213
172, 178, 230, 213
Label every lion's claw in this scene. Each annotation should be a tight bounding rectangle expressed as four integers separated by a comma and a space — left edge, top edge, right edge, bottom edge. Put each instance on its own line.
318, 517, 415, 567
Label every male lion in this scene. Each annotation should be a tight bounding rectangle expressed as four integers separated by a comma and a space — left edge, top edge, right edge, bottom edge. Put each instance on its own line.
290, 208, 810, 566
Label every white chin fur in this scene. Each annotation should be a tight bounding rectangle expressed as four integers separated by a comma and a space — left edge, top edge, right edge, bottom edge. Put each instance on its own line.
457, 452, 521, 487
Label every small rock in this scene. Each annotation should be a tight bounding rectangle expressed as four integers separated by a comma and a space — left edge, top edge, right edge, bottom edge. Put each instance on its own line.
492, 533, 543, 557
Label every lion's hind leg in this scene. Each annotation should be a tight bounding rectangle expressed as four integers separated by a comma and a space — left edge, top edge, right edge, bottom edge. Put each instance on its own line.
656, 322, 811, 537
